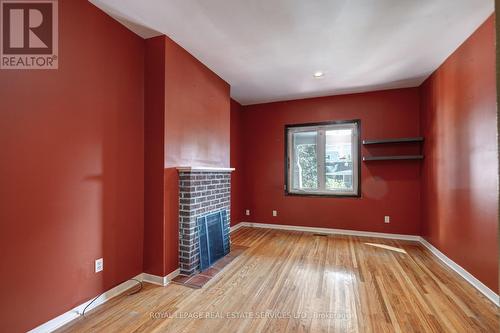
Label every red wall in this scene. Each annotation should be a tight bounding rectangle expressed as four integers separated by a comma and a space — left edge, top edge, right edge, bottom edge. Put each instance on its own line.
239, 88, 422, 235
420, 16, 498, 292
164, 36, 230, 168
142, 35, 231, 276
0, 1, 145, 332
163, 36, 230, 274
231, 99, 245, 226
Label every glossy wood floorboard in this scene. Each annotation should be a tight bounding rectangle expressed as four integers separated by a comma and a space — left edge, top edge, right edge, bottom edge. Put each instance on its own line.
57, 227, 498, 333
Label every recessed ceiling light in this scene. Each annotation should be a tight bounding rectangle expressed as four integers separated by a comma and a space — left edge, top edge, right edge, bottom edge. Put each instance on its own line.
313, 71, 325, 78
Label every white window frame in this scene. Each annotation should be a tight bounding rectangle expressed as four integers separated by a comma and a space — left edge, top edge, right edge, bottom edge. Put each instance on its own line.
286, 120, 360, 197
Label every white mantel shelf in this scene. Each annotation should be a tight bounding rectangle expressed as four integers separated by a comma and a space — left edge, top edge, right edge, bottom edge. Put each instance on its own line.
176, 167, 235, 172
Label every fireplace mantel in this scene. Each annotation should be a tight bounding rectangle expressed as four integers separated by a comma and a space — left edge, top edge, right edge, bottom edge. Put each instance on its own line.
176, 167, 235, 172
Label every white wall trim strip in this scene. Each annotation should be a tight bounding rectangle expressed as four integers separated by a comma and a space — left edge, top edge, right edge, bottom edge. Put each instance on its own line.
235, 221, 421, 241
142, 268, 181, 286
231, 222, 499, 306
230, 222, 245, 233
419, 237, 499, 306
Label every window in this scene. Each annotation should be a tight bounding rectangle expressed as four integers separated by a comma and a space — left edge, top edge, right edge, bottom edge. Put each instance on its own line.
285, 120, 360, 196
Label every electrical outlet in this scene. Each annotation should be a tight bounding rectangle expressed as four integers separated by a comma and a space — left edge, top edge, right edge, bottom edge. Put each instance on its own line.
245, 209, 250, 216
272, 210, 277, 217
95, 258, 103, 273
384, 216, 390, 224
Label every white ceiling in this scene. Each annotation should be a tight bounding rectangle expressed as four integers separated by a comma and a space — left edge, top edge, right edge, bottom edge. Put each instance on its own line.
90, 0, 494, 105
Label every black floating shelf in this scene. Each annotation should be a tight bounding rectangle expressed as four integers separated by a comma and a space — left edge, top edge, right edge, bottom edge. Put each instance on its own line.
362, 137, 424, 145
363, 155, 424, 161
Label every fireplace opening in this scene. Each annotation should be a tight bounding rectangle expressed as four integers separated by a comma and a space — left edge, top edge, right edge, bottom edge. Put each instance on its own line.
198, 210, 230, 271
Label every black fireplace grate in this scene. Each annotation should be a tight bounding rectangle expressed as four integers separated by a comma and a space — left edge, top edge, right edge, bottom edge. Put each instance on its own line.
197, 210, 229, 271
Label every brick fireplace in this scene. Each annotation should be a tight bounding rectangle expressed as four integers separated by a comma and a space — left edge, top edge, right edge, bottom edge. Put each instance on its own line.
177, 167, 234, 275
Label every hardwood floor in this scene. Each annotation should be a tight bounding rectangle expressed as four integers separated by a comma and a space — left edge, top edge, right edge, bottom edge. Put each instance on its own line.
58, 227, 498, 333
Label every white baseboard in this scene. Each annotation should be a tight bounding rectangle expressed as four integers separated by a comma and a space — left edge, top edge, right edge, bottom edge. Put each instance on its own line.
230, 222, 245, 233
234, 221, 421, 241
28, 268, 181, 333
28, 273, 143, 333
233, 221, 499, 306
142, 268, 180, 286
419, 237, 499, 306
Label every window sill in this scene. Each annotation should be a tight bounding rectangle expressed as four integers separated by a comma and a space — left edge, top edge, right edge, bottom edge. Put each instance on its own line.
285, 191, 361, 198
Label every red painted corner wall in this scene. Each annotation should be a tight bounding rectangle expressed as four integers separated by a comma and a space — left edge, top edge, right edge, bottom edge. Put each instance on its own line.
142, 35, 230, 277
163, 36, 231, 274
239, 88, 422, 235
420, 15, 498, 292
143, 36, 166, 276
231, 99, 245, 226
0, 1, 145, 332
